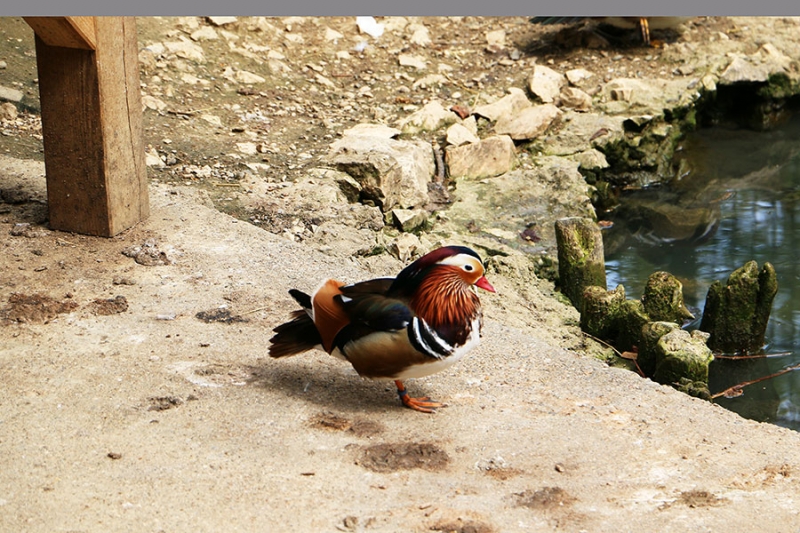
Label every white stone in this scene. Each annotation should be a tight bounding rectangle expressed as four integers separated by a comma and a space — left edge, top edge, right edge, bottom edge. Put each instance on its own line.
495, 104, 561, 141
398, 100, 456, 134
163, 40, 206, 62
472, 88, 531, 122
141, 95, 167, 112
145, 147, 164, 168
207, 16, 237, 26
190, 26, 218, 41
235, 70, 266, 84
446, 135, 516, 179
342, 123, 401, 139
356, 16, 384, 38
0, 102, 18, 121
0, 86, 24, 104
325, 136, 435, 210
398, 54, 427, 70
446, 123, 480, 146
324, 27, 344, 41
528, 64, 566, 103
236, 142, 258, 155
408, 23, 431, 46
486, 29, 506, 48
559, 87, 593, 112
200, 114, 223, 127
565, 68, 594, 87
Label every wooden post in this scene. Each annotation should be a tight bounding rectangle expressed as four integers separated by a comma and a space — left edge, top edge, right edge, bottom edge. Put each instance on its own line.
26, 17, 149, 237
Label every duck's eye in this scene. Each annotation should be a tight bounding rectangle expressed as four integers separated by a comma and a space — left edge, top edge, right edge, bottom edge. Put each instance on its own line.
464, 264, 474, 272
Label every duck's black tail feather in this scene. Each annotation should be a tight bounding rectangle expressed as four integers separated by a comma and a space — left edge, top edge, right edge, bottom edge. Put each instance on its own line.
269, 309, 322, 358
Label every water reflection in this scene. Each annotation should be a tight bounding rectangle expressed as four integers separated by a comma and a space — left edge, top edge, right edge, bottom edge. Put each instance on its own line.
603, 114, 800, 430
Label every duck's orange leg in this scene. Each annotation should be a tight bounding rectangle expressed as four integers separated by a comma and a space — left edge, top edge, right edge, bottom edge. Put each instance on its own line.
395, 380, 443, 413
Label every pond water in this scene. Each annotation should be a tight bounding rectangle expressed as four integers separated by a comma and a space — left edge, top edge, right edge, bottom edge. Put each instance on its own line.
602, 111, 800, 430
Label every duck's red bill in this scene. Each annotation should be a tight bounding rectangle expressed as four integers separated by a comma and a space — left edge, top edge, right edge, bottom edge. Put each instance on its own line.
476, 276, 496, 293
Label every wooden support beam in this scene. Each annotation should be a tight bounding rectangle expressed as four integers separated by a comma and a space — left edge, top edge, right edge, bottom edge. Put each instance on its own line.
31, 16, 149, 237
24, 16, 97, 50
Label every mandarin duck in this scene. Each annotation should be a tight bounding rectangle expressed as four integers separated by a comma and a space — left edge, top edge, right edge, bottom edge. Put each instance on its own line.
530, 16, 691, 46
269, 246, 495, 413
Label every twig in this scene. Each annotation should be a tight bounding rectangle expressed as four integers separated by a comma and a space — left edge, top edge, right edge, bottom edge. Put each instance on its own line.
167, 107, 213, 116
714, 351, 792, 360
711, 361, 800, 399
240, 306, 270, 316
582, 332, 646, 377
432, 141, 446, 183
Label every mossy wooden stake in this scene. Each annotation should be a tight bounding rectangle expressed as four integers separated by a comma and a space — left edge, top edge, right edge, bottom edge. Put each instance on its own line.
555, 217, 606, 309
700, 261, 777, 354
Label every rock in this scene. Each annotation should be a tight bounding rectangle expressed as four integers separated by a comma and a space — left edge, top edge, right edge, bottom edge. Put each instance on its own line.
495, 103, 561, 141
642, 271, 694, 324
412, 74, 447, 90
568, 149, 609, 170
653, 329, 714, 399
324, 27, 344, 41
543, 111, 626, 156
472, 88, 531, 122
528, 64, 566, 104
720, 56, 771, 84
555, 217, 607, 309
314, 74, 336, 89
0, 60, 6, 69
356, 16, 385, 38
325, 135, 434, 211
397, 100, 456, 134
190, 26, 218, 41
598, 77, 696, 115
342, 123, 400, 139
163, 40, 206, 62
408, 23, 431, 46
388, 233, 421, 262
565, 68, 594, 87
141, 95, 167, 112
0, 102, 18, 121
445, 135, 515, 179
234, 70, 266, 84
122, 239, 171, 266
700, 261, 778, 354
719, 44, 793, 85
398, 54, 427, 70
436, 158, 595, 253
559, 87, 592, 112
207, 16, 237, 26
9, 223, 50, 238
486, 29, 506, 50
462, 116, 478, 136
200, 114, 222, 127
0, 85, 24, 103
382, 17, 409, 33
391, 208, 428, 232
445, 123, 479, 146
145, 147, 164, 168
236, 142, 258, 155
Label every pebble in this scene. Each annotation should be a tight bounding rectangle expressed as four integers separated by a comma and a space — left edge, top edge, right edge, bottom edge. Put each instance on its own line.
398, 54, 427, 71
0, 85, 24, 103
0, 102, 18, 121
